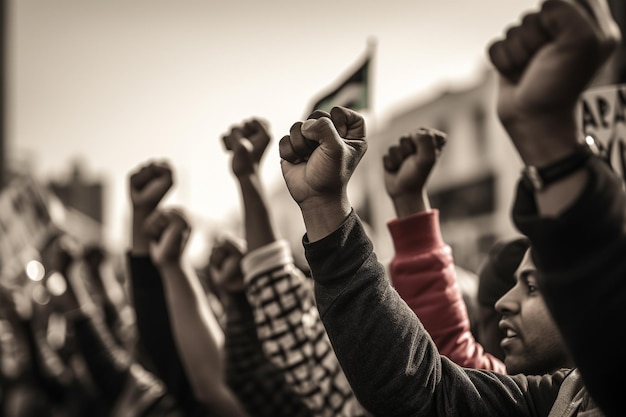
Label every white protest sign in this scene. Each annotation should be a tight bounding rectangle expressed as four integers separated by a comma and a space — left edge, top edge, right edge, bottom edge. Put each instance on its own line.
577, 83, 626, 181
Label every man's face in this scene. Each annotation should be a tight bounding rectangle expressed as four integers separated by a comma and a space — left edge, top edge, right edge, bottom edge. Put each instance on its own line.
494, 249, 572, 375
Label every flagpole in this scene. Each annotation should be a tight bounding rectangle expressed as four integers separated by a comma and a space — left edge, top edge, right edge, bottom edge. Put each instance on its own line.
366, 36, 376, 117
359, 37, 387, 255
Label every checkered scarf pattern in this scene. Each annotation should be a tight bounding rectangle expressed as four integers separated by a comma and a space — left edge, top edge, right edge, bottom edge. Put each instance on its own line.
245, 261, 370, 417
223, 293, 313, 417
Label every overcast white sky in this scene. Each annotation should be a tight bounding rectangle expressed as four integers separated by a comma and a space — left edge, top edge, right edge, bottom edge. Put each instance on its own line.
7, 0, 539, 248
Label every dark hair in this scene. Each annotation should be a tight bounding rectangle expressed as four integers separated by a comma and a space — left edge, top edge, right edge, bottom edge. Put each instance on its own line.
476, 236, 530, 306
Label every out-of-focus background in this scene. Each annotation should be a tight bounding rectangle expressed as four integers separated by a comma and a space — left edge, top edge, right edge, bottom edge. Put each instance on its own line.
2, 0, 626, 280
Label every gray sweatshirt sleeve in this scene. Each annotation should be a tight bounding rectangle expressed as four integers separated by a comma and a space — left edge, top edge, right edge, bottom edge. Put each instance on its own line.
304, 211, 565, 417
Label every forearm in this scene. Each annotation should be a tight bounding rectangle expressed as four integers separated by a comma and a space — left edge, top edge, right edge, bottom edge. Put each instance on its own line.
237, 173, 277, 252
127, 254, 195, 405
308, 212, 440, 415
158, 262, 236, 410
391, 190, 430, 218
132, 209, 151, 255
504, 112, 588, 217
300, 194, 351, 243
534, 169, 588, 217
503, 111, 580, 166
388, 211, 505, 373
305, 211, 535, 416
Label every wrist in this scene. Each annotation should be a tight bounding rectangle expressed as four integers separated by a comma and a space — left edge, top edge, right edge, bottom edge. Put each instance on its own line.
132, 212, 151, 255
521, 144, 593, 192
392, 191, 430, 218
236, 172, 262, 194
234, 168, 259, 182
300, 194, 351, 242
132, 206, 152, 221
154, 259, 184, 273
501, 110, 581, 167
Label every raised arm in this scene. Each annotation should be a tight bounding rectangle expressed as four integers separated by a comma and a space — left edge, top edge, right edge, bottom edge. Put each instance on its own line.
127, 161, 198, 408
128, 161, 230, 416
223, 117, 367, 417
50, 259, 131, 404
145, 208, 249, 417
383, 128, 506, 373
278, 106, 559, 416
279, 107, 366, 242
489, 0, 620, 216
130, 161, 174, 257
223, 119, 276, 251
489, 0, 623, 415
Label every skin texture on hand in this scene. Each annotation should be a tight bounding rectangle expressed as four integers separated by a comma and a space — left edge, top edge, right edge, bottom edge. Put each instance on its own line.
223, 118, 278, 252
222, 118, 271, 179
383, 128, 446, 218
208, 237, 246, 295
144, 208, 191, 269
279, 106, 367, 242
489, 0, 621, 217
145, 208, 250, 416
129, 161, 174, 256
488, 0, 621, 167
129, 161, 174, 212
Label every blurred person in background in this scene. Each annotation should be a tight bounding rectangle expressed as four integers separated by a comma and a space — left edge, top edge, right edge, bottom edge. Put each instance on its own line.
127, 160, 251, 416
205, 236, 315, 417
82, 243, 137, 351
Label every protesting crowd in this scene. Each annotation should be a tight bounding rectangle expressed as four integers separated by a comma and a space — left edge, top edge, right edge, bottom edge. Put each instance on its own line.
0, 0, 624, 416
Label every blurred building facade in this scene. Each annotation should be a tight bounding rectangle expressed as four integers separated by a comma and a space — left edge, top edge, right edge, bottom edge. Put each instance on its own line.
264, 69, 520, 273
47, 161, 104, 245
361, 20, 626, 272
267, 0, 626, 273
0, 0, 5, 189
268, 61, 626, 274
48, 162, 104, 224
361, 69, 521, 272
5, 0, 621, 276
0, 159, 105, 287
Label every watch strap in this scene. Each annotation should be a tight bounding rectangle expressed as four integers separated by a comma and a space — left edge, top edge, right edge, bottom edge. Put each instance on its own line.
521, 145, 593, 191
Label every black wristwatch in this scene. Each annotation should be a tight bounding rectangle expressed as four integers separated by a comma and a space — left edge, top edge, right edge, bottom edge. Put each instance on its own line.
521, 145, 593, 191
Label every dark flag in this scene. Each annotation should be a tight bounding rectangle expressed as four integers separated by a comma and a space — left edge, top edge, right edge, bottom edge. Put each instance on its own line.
305, 44, 373, 116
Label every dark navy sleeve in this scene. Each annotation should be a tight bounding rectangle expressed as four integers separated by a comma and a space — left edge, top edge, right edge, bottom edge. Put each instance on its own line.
127, 253, 201, 415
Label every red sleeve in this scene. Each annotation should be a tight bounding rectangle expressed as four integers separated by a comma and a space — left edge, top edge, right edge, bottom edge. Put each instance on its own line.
388, 210, 506, 373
